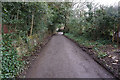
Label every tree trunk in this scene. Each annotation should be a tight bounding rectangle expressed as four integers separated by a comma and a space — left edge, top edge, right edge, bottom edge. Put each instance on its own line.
15, 11, 19, 31
117, 24, 119, 48
118, 4, 120, 48
30, 12, 34, 36
65, 13, 67, 28
112, 24, 115, 43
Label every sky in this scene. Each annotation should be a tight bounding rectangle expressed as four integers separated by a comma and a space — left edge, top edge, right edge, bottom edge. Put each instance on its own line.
92, 0, 120, 6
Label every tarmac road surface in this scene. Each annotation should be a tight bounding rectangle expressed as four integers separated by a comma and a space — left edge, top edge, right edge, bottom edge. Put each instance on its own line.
21, 35, 115, 78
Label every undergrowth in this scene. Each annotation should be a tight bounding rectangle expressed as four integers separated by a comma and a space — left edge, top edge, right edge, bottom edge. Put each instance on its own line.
1, 34, 25, 78
65, 33, 116, 58
1, 32, 49, 78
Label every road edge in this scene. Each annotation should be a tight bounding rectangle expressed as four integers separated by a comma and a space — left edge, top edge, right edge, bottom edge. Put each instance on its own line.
63, 35, 120, 79
18, 34, 54, 78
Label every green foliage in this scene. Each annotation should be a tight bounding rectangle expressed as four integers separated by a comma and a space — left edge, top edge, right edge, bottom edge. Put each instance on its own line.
2, 34, 25, 78
47, 2, 71, 33
1, 2, 72, 78
65, 33, 112, 58
93, 48, 107, 58
98, 52, 107, 58
2, 2, 117, 78
67, 3, 118, 40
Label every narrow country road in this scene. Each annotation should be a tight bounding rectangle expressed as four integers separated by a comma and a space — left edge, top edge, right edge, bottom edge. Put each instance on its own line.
22, 35, 115, 78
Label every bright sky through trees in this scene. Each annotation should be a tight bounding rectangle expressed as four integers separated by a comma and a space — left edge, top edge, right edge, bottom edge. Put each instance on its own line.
73, 0, 119, 6
93, 0, 119, 6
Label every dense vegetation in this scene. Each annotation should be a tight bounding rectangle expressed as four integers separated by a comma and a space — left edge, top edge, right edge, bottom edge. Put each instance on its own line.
67, 2, 118, 41
1, 2, 71, 78
64, 2, 119, 56
64, 2, 120, 78
1, 1, 119, 78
